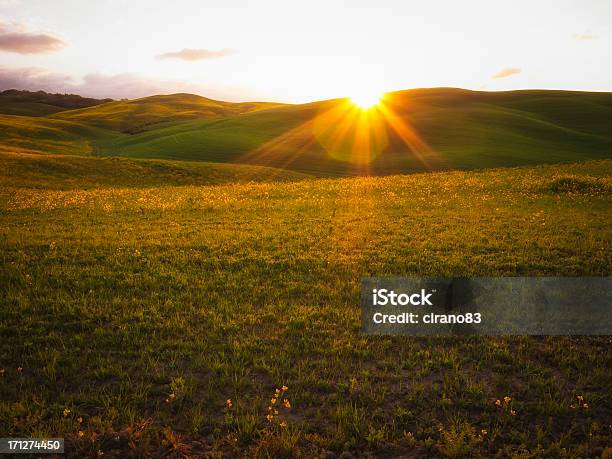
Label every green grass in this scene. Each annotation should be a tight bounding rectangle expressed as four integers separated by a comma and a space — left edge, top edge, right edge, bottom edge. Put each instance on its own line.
1, 157, 610, 457
51, 93, 284, 133
0, 88, 611, 456
0, 151, 310, 189
0, 115, 120, 156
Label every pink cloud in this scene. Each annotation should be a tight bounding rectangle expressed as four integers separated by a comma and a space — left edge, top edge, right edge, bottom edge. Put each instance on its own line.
0, 22, 65, 54
157, 48, 237, 61
0, 66, 71, 90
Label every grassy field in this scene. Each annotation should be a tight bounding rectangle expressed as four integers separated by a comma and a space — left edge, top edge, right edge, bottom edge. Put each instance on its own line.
0, 151, 309, 189
1, 89, 611, 176
1, 155, 610, 457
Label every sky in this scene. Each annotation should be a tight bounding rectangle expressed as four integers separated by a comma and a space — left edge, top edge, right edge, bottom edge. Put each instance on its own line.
0, 0, 610, 102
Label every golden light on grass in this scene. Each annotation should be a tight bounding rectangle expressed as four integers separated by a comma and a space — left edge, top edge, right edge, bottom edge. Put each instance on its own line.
239, 91, 443, 173
313, 100, 389, 168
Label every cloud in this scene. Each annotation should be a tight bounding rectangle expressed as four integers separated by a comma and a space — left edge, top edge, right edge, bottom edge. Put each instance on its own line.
491, 67, 521, 79
0, 66, 72, 91
0, 22, 65, 54
157, 48, 237, 61
574, 33, 598, 41
0, 65, 262, 101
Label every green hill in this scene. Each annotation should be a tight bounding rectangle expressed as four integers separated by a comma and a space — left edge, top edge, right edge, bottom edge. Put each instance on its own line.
0, 92, 283, 156
0, 88, 611, 175
95, 88, 612, 175
0, 89, 112, 116
0, 93, 283, 156
51, 93, 284, 133
0, 114, 120, 156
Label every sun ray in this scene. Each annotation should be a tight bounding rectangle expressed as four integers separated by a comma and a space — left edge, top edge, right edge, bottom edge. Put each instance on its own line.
313, 101, 388, 168
376, 100, 445, 170
237, 119, 319, 175
238, 93, 445, 176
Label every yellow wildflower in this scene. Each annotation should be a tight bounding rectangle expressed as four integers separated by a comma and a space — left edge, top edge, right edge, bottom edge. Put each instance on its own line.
226, 399, 233, 409
504, 396, 512, 404
495, 399, 501, 407
63, 408, 71, 417
283, 399, 291, 408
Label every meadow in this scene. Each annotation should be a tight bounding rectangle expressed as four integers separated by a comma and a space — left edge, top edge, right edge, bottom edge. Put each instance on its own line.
1, 88, 611, 457
1, 152, 611, 457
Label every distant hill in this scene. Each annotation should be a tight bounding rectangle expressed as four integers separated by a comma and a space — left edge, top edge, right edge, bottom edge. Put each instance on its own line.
51, 93, 285, 133
0, 88, 611, 176
0, 93, 283, 156
96, 88, 612, 175
0, 89, 112, 116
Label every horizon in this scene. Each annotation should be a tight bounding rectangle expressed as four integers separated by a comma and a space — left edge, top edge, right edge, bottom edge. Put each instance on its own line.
1, 0, 611, 103
3, 85, 612, 105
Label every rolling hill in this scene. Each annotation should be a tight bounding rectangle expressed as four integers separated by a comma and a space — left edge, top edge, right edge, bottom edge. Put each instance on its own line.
0, 114, 120, 156
0, 88, 611, 176
0, 89, 112, 116
51, 93, 284, 133
0, 92, 284, 157
94, 88, 612, 176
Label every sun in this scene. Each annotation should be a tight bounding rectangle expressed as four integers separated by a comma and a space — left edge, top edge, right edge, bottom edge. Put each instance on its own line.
350, 91, 383, 109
